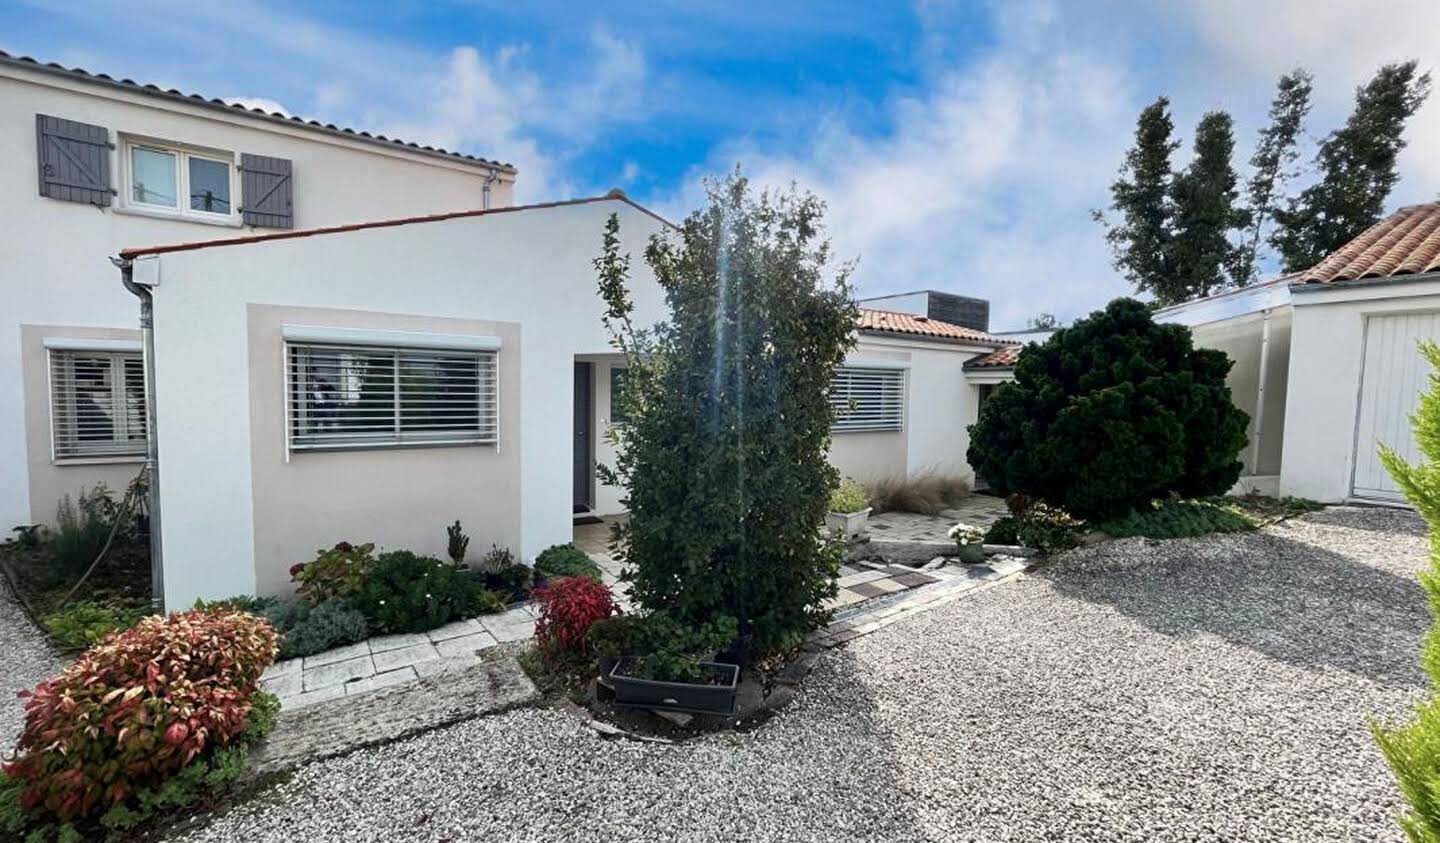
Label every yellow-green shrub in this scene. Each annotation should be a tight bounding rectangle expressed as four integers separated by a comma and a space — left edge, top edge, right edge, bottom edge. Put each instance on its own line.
1374, 341, 1440, 841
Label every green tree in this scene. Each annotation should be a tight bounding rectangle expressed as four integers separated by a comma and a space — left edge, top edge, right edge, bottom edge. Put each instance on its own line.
596, 171, 857, 657
1169, 111, 1250, 298
1272, 61, 1431, 272
1373, 342, 1440, 842
966, 298, 1249, 520
1028, 312, 1060, 330
1098, 97, 1180, 302
1234, 69, 1313, 286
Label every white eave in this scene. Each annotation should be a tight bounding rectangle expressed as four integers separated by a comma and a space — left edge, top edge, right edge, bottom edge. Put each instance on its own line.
1153, 276, 1293, 328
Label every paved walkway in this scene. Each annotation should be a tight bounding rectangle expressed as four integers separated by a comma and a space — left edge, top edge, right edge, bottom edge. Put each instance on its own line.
260, 606, 536, 710
173, 507, 1424, 842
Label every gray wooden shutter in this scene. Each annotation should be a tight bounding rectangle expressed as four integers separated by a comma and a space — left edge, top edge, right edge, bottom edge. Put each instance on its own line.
36, 114, 114, 206
239, 154, 293, 228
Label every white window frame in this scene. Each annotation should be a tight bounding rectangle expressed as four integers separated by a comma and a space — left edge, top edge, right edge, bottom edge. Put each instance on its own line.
281, 325, 502, 460
44, 340, 148, 464
120, 136, 240, 224
829, 365, 906, 433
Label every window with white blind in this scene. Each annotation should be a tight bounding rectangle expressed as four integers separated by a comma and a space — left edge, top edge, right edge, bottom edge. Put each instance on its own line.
286, 342, 498, 451
48, 350, 147, 460
829, 366, 905, 432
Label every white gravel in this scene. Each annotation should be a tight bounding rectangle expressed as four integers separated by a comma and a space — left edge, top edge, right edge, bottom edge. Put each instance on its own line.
167, 506, 1428, 842
0, 577, 62, 748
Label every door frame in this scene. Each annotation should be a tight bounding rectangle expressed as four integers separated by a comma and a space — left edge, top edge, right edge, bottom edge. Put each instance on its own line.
573, 361, 594, 511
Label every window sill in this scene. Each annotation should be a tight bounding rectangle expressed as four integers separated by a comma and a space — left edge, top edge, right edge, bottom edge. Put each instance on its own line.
52, 455, 146, 467
289, 438, 498, 455
113, 205, 244, 229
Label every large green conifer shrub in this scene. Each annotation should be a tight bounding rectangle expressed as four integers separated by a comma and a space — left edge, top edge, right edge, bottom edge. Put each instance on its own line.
966, 298, 1248, 520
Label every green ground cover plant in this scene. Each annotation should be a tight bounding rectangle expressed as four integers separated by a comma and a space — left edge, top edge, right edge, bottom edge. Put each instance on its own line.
534, 544, 603, 582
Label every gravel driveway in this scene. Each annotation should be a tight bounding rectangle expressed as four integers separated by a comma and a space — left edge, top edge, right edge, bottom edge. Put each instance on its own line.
0, 577, 61, 748
169, 506, 1428, 842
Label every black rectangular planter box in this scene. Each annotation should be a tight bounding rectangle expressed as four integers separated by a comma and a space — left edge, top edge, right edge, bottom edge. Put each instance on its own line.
608, 660, 740, 715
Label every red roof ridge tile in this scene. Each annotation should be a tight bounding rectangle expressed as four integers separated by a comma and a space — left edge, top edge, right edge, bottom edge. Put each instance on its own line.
118, 193, 676, 260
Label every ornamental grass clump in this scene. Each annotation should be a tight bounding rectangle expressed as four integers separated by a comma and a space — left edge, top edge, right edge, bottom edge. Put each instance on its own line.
596, 170, 856, 658
1372, 341, 1440, 841
4, 609, 278, 823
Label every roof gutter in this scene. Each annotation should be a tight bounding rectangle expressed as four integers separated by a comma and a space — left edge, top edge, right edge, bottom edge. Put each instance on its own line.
1289, 270, 1440, 294
113, 255, 164, 611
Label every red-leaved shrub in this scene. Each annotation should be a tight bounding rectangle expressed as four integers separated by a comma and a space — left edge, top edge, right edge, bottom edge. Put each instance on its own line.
3, 609, 279, 821
533, 576, 620, 662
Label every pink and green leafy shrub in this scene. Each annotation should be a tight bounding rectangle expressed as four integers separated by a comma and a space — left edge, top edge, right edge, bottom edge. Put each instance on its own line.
3, 609, 278, 822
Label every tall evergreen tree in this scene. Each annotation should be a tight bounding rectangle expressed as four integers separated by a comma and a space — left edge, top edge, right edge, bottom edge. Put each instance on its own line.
1098, 97, 1180, 302
1169, 111, 1250, 299
1272, 61, 1431, 272
1234, 69, 1313, 286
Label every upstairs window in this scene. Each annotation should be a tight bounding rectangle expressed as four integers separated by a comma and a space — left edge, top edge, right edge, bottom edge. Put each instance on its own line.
124, 139, 235, 220
286, 342, 498, 451
48, 349, 147, 460
829, 366, 905, 432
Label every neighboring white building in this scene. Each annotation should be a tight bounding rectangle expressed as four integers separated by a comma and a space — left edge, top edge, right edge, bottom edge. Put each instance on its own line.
833, 308, 1018, 485
0, 50, 517, 531
1159, 202, 1440, 505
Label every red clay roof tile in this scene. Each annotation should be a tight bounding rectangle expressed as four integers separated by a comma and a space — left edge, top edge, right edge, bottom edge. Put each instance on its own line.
1301, 202, 1440, 283
963, 345, 1021, 369
856, 308, 1010, 345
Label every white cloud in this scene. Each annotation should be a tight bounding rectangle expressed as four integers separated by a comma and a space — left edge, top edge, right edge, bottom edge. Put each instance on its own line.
225, 96, 290, 116
652, 0, 1440, 329
664, 3, 1137, 329
1169, 0, 1440, 201
377, 29, 649, 202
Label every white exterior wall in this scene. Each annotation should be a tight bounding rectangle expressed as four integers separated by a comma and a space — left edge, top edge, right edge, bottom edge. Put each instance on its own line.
827, 335, 998, 486
0, 63, 515, 528
143, 200, 667, 607
1280, 277, 1440, 502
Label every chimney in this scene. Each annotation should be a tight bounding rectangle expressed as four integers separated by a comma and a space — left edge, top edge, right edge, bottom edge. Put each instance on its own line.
922, 291, 989, 333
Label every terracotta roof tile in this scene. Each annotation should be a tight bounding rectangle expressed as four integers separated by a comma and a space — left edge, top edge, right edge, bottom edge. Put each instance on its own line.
0, 49, 513, 172
964, 345, 1021, 369
1301, 202, 1440, 283
856, 308, 1010, 345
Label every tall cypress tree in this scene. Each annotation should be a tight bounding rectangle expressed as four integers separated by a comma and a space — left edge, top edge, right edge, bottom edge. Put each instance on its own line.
1234, 69, 1313, 286
1098, 97, 1180, 302
1272, 61, 1431, 272
1169, 111, 1250, 299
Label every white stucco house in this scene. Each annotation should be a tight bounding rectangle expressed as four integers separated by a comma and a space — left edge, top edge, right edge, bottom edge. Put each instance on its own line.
0, 50, 516, 535
1158, 202, 1440, 505
4, 52, 1026, 609
110, 201, 1020, 608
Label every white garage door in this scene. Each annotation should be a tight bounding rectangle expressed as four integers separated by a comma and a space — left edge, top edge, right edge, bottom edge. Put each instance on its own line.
1352, 311, 1440, 502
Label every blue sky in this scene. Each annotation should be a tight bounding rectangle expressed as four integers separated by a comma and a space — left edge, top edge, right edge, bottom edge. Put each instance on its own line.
4, 1, 1437, 328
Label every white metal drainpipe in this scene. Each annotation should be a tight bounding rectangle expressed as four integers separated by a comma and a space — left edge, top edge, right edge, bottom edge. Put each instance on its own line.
1251, 308, 1272, 474
114, 256, 164, 611
482, 167, 498, 210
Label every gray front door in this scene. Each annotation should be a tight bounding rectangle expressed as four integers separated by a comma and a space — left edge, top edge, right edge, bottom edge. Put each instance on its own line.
573, 362, 593, 510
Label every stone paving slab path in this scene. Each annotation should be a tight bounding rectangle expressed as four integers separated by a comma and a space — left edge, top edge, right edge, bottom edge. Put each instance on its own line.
262, 607, 536, 710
